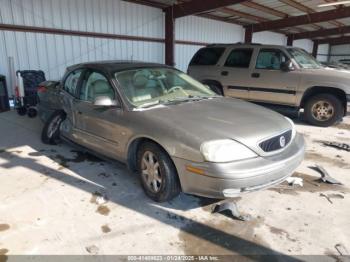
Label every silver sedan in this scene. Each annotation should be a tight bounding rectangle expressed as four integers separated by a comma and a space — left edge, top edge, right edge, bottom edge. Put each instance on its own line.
41, 61, 305, 202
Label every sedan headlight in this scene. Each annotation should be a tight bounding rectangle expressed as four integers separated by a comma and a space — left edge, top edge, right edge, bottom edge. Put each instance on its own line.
200, 139, 257, 163
284, 117, 296, 139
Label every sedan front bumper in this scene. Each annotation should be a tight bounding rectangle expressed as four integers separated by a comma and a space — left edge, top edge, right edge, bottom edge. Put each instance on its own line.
173, 133, 305, 199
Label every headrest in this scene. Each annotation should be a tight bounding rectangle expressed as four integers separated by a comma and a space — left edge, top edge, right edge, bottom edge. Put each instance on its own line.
92, 80, 110, 94
133, 71, 148, 89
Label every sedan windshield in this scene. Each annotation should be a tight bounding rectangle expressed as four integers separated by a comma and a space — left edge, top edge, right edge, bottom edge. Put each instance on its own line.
287, 48, 322, 69
115, 68, 217, 108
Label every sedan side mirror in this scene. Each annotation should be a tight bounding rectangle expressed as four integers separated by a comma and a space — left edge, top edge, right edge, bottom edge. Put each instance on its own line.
93, 96, 119, 107
281, 60, 295, 72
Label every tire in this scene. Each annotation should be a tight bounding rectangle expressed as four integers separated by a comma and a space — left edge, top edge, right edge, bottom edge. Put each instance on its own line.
137, 142, 181, 202
304, 94, 343, 127
41, 111, 65, 145
27, 107, 37, 118
17, 106, 27, 116
207, 83, 223, 96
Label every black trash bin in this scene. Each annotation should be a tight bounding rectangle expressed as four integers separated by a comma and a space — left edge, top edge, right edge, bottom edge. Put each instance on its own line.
0, 75, 10, 112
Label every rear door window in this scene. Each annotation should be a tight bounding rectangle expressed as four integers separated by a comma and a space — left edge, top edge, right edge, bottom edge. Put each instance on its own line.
224, 48, 253, 68
63, 70, 83, 97
190, 47, 225, 66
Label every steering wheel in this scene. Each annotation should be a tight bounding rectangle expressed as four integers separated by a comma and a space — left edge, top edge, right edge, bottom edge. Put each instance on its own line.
167, 86, 184, 93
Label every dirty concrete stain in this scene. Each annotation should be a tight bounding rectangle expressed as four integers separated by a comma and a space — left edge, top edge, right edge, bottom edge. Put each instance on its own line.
0, 249, 8, 255
305, 152, 350, 168
335, 123, 350, 130
0, 248, 8, 262
101, 224, 111, 233
178, 215, 269, 255
98, 172, 111, 178
166, 212, 185, 222
269, 172, 350, 195
90, 192, 102, 204
50, 151, 102, 168
0, 224, 10, 232
96, 205, 110, 216
268, 225, 297, 242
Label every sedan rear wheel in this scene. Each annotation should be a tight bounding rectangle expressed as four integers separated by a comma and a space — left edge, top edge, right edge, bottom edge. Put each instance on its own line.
137, 142, 181, 202
41, 111, 66, 145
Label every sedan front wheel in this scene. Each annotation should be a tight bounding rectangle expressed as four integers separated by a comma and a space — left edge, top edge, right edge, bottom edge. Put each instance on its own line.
137, 142, 181, 202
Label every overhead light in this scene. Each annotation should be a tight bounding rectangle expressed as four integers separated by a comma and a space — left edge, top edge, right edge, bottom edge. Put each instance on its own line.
318, 1, 350, 7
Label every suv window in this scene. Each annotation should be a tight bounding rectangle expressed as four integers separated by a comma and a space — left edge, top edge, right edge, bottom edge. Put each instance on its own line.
256, 49, 287, 70
224, 49, 253, 68
63, 70, 83, 97
79, 71, 115, 102
190, 47, 225, 66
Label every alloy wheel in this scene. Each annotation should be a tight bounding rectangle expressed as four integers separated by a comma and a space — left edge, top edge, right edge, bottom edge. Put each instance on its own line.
141, 151, 162, 193
311, 100, 334, 122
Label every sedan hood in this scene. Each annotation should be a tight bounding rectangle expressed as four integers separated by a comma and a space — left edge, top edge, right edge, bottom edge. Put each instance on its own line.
137, 97, 292, 156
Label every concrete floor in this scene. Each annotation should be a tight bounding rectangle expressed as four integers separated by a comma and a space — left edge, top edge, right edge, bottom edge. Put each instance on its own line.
0, 109, 349, 258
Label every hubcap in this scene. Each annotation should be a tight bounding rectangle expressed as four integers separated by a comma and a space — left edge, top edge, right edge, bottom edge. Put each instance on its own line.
47, 115, 62, 138
141, 151, 162, 193
311, 101, 334, 122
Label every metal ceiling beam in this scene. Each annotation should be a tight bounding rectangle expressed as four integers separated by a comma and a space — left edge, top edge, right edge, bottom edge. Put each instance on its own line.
169, 0, 247, 18
220, 7, 267, 22
318, 36, 350, 45
280, 0, 344, 28
241, 2, 287, 18
245, 6, 350, 32
288, 25, 350, 40
198, 13, 247, 26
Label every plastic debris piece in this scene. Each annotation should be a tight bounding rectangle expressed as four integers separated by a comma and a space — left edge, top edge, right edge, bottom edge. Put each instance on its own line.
335, 243, 349, 256
320, 193, 333, 204
212, 201, 251, 221
311, 165, 343, 185
286, 177, 303, 187
86, 245, 99, 255
321, 141, 350, 152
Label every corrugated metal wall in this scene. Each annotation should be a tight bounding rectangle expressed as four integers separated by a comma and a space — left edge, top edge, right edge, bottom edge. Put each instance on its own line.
317, 44, 330, 62
0, 0, 315, 95
253, 31, 286, 46
293, 39, 313, 53
330, 44, 350, 62
0, 0, 165, 93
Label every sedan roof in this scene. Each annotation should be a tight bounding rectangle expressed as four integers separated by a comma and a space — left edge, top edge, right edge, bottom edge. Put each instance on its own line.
67, 60, 172, 74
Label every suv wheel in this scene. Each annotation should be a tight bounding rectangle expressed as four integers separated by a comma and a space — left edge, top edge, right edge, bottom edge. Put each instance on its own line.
41, 111, 66, 145
207, 83, 223, 96
137, 142, 181, 202
304, 94, 343, 127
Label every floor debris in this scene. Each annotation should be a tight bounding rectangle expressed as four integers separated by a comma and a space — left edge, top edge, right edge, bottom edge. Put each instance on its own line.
335, 243, 349, 256
310, 165, 343, 185
85, 245, 99, 255
212, 201, 251, 221
320, 193, 333, 204
286, 177, 303, 187
320, 193, 345, 204
319, 141, 350, 152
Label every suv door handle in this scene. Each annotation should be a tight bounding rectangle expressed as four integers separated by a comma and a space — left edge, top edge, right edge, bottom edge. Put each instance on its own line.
78, 111, 83, 115
251, 73, 260, 78
221, 71, 229, 76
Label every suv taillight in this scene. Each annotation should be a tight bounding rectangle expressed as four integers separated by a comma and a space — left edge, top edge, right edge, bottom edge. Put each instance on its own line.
37, 86, 47, 93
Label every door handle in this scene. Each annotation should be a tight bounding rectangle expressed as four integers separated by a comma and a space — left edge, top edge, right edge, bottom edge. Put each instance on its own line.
78, 111, 83, 115
221, 71, 229, 76
251, 73, 260, 78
